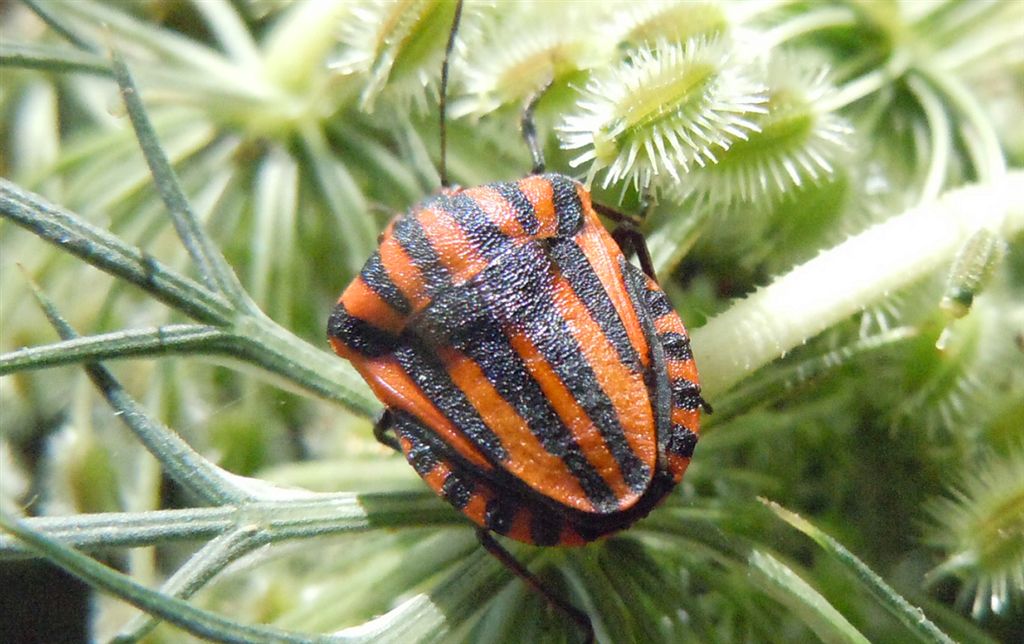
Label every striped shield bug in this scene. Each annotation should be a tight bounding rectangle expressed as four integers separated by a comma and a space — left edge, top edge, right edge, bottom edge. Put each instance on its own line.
327, 2, 707, 640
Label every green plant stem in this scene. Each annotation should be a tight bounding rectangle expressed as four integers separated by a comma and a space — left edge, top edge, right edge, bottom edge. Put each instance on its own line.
0, 492, 456, 561
0, 507, 234, 558
0, 513, 326, 644
692, 172, 1024, 397
115, 529, 272, 642
0, 325, 231, 374
29, 285, 253, 505
0, 180, 379, 416
0, 179, 233, 325
230, 315, 380, 417
0, 42, 110, 76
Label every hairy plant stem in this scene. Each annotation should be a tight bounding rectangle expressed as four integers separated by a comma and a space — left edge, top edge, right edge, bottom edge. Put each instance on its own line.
693, 171, 1024, 397
0, 493, 455, 559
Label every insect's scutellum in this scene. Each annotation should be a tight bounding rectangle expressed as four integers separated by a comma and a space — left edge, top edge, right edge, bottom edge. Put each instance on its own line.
327, 2, 705, 641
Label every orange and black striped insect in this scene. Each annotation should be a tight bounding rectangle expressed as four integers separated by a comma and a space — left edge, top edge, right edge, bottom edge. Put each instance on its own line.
327, 3, 707, 641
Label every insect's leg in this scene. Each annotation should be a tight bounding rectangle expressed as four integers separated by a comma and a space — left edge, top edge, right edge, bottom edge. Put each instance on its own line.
372, 409, 401, 452
521, 79, 553, 175
598, 208, 657, 285
476, 529, 595, 644
701, 397, 713, 414
612, 224, 657, 283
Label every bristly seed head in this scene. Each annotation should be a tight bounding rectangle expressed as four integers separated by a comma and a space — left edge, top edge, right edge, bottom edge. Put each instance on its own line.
604, 0, 731, 47
676, 53, 854, 207
330, 0, 462, 113
925, 446, 1024, 617
557, 37, 768, 193
451, 1, 607, 119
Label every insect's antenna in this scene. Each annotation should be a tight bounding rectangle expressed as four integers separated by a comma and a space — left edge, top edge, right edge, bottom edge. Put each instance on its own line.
521, 79, 553, 175
439, 0, 464, 188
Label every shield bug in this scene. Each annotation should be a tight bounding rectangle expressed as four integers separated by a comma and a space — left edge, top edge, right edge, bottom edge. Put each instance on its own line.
327, 2, 707, 640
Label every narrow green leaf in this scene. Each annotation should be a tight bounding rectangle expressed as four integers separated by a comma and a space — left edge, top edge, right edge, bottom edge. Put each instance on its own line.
5, 77, 59, 188
915, 65, 1005, 182
110, 51, 254, 310
264, 492, 458, 540
570, 550, 640, 644
190, 0, 262, 69
764, 499, 956, 644
335, 547, 511, 643
275, 530, 475, 632
906, 74, 953, 202
749, 549, 870, 644
250, 149, 299, 314
228, 320, 381, 417
326, 120, 425, 206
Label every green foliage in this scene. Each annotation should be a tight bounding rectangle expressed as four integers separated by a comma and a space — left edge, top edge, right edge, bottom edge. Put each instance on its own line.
1, 1, 1023, 642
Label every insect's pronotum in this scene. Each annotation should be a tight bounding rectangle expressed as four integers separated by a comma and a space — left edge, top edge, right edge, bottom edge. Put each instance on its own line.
327, 3, 707, 640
